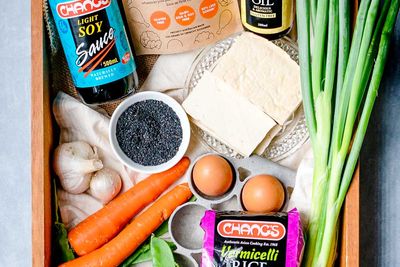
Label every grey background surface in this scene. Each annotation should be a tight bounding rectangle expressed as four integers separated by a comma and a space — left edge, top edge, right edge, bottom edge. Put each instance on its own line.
0, 0, 32, 267
0, 0, 399, 266
361, 15, 400, 267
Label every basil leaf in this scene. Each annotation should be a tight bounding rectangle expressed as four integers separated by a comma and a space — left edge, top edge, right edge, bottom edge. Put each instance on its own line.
151, 236, 176, 267
120, 243, 151, 266
153, 220, 169, 237
53, 179, 75, 263
120, 239, 176, 266
165, 240, 177, 251
54, 222, 75, 262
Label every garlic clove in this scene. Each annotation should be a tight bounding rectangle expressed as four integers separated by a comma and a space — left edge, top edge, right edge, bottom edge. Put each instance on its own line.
59, 173, 93, 195
89, 168, 122, 204
57, 189, 104, 214
59, 204, 87, 230
57, 189, 104, 229
76, 158, 103, 174
54, 141, 103, 194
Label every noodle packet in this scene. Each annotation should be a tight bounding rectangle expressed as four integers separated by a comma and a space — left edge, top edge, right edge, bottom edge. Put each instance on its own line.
200, 209, 304, 267
122, 0, 243, 55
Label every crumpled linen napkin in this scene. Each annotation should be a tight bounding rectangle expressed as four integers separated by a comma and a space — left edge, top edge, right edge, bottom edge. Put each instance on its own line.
288, 148, 313, 226
140, 48, 201, 93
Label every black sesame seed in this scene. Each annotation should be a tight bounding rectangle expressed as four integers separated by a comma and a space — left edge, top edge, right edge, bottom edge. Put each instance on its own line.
116, 99, 183, 166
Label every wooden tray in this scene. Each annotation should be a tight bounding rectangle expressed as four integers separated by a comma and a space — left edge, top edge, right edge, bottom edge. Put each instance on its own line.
31, 0, 360, 266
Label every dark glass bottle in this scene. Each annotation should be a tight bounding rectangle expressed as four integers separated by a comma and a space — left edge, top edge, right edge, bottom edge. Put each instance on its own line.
75, 72, 138, 105
49, 0, 139, 105
241, 0, 294, 39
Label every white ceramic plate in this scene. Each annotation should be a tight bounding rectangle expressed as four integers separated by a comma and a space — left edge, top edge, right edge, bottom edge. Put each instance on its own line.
184, 35, 309, 161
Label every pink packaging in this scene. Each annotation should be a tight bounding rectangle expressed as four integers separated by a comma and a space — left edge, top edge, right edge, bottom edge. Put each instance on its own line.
200, 209, 304, 267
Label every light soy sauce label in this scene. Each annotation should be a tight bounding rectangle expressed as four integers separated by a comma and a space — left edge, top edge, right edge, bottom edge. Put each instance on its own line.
50, 0, 136, 88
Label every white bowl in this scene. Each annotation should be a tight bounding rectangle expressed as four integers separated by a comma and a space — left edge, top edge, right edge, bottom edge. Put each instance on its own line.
109, 91, 191, 174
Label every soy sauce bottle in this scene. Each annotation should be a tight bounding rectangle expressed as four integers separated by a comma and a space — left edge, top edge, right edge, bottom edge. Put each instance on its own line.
241, 0, 294, 39
49, 0, 139, 104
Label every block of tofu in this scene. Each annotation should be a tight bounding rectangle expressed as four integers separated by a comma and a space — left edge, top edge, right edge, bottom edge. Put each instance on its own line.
212, 32, 302, 125
182, 71, 277, 157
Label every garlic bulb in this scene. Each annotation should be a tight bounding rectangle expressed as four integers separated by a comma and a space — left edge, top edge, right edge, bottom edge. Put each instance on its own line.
89, 168, 122, 204
57, 189, 104, 229
54, 141, 103, 194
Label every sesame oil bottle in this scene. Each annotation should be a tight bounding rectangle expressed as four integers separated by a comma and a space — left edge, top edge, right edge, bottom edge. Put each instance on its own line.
241, 0, 294, 39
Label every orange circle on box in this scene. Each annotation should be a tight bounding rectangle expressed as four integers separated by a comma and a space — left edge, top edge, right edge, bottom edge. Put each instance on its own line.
150, 11, 171, 30
199, 0, 218, 19
175, 5, 196, 26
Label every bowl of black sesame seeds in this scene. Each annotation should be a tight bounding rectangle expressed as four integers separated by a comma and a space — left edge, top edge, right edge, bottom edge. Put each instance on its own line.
109, 91, 191, 174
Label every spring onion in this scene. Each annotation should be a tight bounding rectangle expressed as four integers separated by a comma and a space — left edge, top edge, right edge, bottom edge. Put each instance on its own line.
296, 0, 400, 266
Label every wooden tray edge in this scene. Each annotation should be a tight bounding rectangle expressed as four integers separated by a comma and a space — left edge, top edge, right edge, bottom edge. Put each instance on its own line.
339, 2, 360, 266
30, 0, 360, 265
340, 165, 360, 267
32, 0, 52, 266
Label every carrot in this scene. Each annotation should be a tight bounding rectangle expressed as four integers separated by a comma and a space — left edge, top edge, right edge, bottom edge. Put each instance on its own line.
68, 157, 190, 256
60, 183, 192, 267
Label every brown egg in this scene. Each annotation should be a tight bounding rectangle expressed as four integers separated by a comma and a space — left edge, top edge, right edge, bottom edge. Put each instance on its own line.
242, 175, 285, 213
192, 155, 233, 197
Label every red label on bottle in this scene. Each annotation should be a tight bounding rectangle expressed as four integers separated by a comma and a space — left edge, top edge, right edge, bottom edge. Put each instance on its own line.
57, 0, 111, 19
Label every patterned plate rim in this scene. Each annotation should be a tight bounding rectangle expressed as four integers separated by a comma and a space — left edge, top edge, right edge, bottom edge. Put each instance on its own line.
184, 34, 309, 161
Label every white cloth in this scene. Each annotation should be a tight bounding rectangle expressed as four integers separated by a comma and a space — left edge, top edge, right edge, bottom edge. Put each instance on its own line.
288, 147, 313, 226
53, 92, 146, 229
53, 50, 313, 251
140, 49, 201, 93
53, 93, 139, 192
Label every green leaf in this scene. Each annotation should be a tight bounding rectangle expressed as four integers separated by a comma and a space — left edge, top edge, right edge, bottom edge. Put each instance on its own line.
120, 239, 176, 266
120, 243, 151, 267
53, 179, 59, 223
153, 220, 169, 237
165, 240, 178, 251
54, 222, 75, 262
151, 236, 176, 267
120, 218, 171, 267
53, 179, 75, 263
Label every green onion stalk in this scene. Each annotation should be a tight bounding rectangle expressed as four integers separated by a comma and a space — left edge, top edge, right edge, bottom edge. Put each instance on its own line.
296, 0, 400, 266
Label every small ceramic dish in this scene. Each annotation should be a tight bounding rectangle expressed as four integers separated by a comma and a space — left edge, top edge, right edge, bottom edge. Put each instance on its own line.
109, 91, 191, 173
